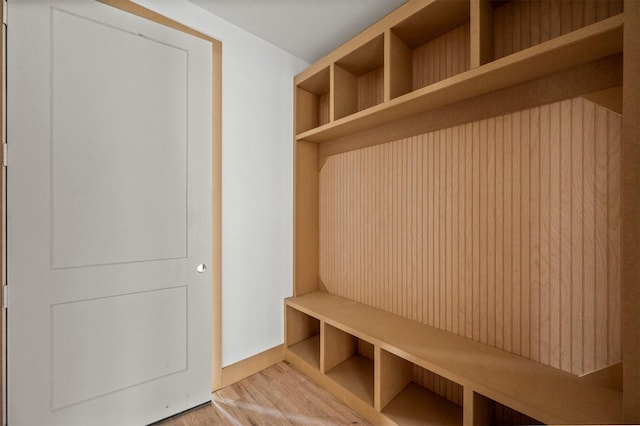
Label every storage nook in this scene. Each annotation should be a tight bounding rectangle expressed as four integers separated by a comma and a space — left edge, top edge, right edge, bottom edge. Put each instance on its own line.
285, 305, 320, 370
290, 0, 639, 424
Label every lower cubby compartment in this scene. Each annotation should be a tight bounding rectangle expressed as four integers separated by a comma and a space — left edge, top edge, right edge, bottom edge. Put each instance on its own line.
379, 349, 462, 426
322, 323, 375, 406
286, 306, 320, 370
473, 392, 543, 426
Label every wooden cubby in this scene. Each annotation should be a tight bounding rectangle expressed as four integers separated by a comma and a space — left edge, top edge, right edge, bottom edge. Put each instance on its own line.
388, 0, 470, 98
333, 34, 384, 120
490, 0, 623, 62
291, 0, 640, 424
322, 323, 375, 406
379, 349, 463, 426
295, 66, 330, 134
285, 305, 320, 370
471, 392, 542, 426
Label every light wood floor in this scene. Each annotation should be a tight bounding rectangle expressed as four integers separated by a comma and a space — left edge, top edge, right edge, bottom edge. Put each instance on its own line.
157, 361, 370, 425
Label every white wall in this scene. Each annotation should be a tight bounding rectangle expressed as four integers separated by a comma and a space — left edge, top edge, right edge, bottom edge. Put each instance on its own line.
132, 0, 308, 367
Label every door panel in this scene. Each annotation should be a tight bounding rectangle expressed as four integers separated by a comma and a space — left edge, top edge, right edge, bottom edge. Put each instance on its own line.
51, 7, 189, 269
7, 1, 212, 425
51, 287, 188, 410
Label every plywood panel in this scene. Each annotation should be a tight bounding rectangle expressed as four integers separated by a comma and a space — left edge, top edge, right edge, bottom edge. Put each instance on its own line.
319, 97, 622, 376
493, 0, 623, 60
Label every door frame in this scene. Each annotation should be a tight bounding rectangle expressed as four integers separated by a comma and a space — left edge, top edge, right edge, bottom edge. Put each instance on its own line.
0, 0, 223, 422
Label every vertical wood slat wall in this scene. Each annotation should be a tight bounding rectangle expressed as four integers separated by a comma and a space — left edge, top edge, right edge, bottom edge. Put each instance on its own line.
412, 23, 470, 90
356, 68, 384, 113
319, 96, 621, 377
493, 0, 623, 60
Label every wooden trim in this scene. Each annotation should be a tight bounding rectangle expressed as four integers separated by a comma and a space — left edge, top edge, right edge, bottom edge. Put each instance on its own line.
211, 39, 223, 392
98, 0, 213, 41
294, 141, 319, 296
622, 0, 640, 422
96, 0, 224, 392
1, 2, 4, 422
221, 344, 285, 388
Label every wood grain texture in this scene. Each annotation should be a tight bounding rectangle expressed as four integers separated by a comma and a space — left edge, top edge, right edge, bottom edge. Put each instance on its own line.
621, 1, 638, 420
322, 323, 358, 373
357, 68, 384, 112
493, 0, 623, 60
221, 345, 284, 388
412, 23, 470, 91
287, 292, 622, 425
158, 362, 370, 426
319, 97, 622, 376
286, 306, 320, 346
377, 348, 412, 410
412, 364, 463, 408
471, 0, 494, 67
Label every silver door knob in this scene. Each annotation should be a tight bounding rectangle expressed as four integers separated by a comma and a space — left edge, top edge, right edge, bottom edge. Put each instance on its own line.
196, 264, 207, 273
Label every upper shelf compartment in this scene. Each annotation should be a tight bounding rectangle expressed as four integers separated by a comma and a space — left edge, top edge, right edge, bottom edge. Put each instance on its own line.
296, 12, 623, 143
491, 0, 623, 62
295, 66, 330, 134
388, 0, 470, 99
334, 34, 385, 120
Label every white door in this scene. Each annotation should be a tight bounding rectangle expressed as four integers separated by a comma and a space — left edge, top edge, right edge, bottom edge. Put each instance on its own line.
7, 1, 212, 425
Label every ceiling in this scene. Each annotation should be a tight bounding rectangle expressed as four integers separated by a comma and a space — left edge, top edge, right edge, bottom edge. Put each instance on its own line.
188, 0, 407, 64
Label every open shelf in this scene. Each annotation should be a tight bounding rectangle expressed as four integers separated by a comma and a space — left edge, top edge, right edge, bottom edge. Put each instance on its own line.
389, 0, 470, 98
322, 323, 375, 406
384, 383, 462, 426
491, 0, 623, 61
296, 66, 330, 134
285, 305, 320, 370
326, 355, 374, 407
379, 348, 462, 426
295, 14, 622, 142
334, 34, 384, 120
473, 392, 543, 426
288, 335, 320, 370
